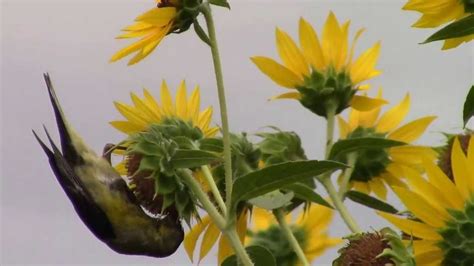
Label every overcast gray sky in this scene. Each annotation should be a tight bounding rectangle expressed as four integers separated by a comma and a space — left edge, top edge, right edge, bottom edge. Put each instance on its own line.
2, 0, 473, 265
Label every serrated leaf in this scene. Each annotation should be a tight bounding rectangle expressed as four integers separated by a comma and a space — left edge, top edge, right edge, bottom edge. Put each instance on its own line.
193, 20, 211, 46
284, 183, 333, 209
329, 138, 406, 161
199, 138, 224, 153
230, 160, 346, 211
209, 0, 230, 9
346, 190, 398, 214
463, 85, 474, 128
423, 14, 474, 44
221, 246, 275, 266
171, 149, 221, 169
248, 190, 294, 210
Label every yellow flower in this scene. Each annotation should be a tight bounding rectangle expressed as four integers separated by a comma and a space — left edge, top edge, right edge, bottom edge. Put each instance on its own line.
248, 205, 341, 265
251, 12, 383, 117
111, 80, 219, 137
379, 137, 474, 265
184, 212, 248, 264
403, 0, 474, 49
338, 90, 437, 199
110, 80, 219, 175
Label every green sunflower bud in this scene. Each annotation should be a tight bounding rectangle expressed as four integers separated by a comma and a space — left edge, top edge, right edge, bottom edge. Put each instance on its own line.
297, 67, 355, 117
159, 0, 203, 34
257, 127, 307, 166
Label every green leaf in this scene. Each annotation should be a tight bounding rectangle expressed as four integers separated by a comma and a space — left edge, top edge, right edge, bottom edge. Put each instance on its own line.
248, 190, 294, 210
284, 183, 333, 209
171, 149, 221, 169
329, 137, 405, 161
346, 190, 398, 214
231, 160, 345, 211
209, 0, 230, 9
199, 137, 223, 153
423, 14, 474, 44
463, 85, 474, 128
193, 19, 211, 46
221, 246, 275, 266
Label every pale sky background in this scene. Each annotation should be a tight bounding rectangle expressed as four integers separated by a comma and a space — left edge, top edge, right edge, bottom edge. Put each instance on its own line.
1, 0, 473, 265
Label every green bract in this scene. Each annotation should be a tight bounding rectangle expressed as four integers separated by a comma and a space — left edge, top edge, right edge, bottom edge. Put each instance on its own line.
297, 67, 355, 117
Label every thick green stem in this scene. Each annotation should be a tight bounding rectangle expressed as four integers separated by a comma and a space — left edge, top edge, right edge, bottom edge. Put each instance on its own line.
274, 209, 310, 266
224, 229, 254, 266
179, 170, 226, 229
338, 152, 357, 198
321, 178, 361, 233
319, 104, 362, 233
201, 3, 233, 212
201, 165, 227, 215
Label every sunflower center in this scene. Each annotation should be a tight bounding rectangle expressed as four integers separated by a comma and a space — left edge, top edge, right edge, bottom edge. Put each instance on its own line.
335, 232, 393, 266
438, 198, 474, 265
347, 127, 391, 182
250, 225, 307, 266
296, 67, 355, 117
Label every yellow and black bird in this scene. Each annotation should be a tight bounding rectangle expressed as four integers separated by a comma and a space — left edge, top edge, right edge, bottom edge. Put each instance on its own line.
33, 74, 184, 258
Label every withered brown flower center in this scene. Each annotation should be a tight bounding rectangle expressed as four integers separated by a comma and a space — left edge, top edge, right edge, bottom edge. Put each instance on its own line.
339, 232, 393, 266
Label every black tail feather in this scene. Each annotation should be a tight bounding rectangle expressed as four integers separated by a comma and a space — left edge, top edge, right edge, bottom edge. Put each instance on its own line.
43, 73, 83, 165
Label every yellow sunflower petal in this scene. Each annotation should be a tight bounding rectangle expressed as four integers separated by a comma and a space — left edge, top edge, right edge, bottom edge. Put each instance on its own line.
377, 212, 441, 240
357, 89, 383, 127
176, 80, 188, 119
218, 235, 233, 265
452, 137, 473, 199
276, 28, 309, 77
269, 92, 301, 101
299, 17, 325, 70
322, 12, 343, 69
188, 86, 201, 123
130, 92, 160, 122
114, 161, 127, 176
198, 107, 213, 130
160, 80, 174, 116
442, 34, 474, 50
352, 181, 370, 194
422, 158, 464, 209
376, 93, 410, 133
251, 56, 303, 89
415, 249, 444, 265
252, 208, 274, 232
347, 28, 365, 65
350, 41, 381, 84
135, 7, 176, 26
350, 95, 388, 112
127, 29, 168, 66
113, 102, 147, 126
110, 29, 162, 63
184, 216, 211, 262
370, 178, 388, 199
388, 116, 436, 143
298, 204, 332, 233
411, 240, 441, 255
392, 186, 448, 227
199, 223, 220, 262
109, 121, 143, 134
337, 116, 349, 139
389, 146, 437, 166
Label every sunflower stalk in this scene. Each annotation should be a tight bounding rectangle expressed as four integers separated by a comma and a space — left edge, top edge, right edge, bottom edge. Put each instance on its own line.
338, 152, 357, 198
201, 165, 227, 215
200, 2, 234, 215
274, 208, 310, 266
320, 103, 362, 233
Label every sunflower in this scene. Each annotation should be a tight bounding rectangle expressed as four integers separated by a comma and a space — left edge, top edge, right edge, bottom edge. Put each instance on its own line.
403, 0, 474, 49
184, 211, 248, 264
248, 205, 340, 266
251, 12, 383, 117
110, 79, 218, 138
337, 90, 437, 199
379, 137, 474, 265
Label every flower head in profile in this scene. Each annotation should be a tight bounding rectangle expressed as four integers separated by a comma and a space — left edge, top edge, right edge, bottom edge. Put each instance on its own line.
379, 137, 474, 265
248, 205, 341, 265
110, 80, 219, 220
338, 90, 437, 199
184, 212, 249, 265
403, 0, 474, 49
251, 12, 384, 117
111, 0, 202, 65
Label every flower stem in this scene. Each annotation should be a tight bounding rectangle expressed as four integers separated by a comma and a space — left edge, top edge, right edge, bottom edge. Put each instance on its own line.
338, 152, 357, 198
201, 165, 227, 215
224, 229, 254, 266
179, 169, 226, 229
274, 209, 310, 266
200, 2, 233, 213
321, 178, 361, 233
319, 104, 362, 233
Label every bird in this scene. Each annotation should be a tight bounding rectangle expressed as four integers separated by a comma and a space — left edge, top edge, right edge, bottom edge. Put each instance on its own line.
33, 73, 184, 258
